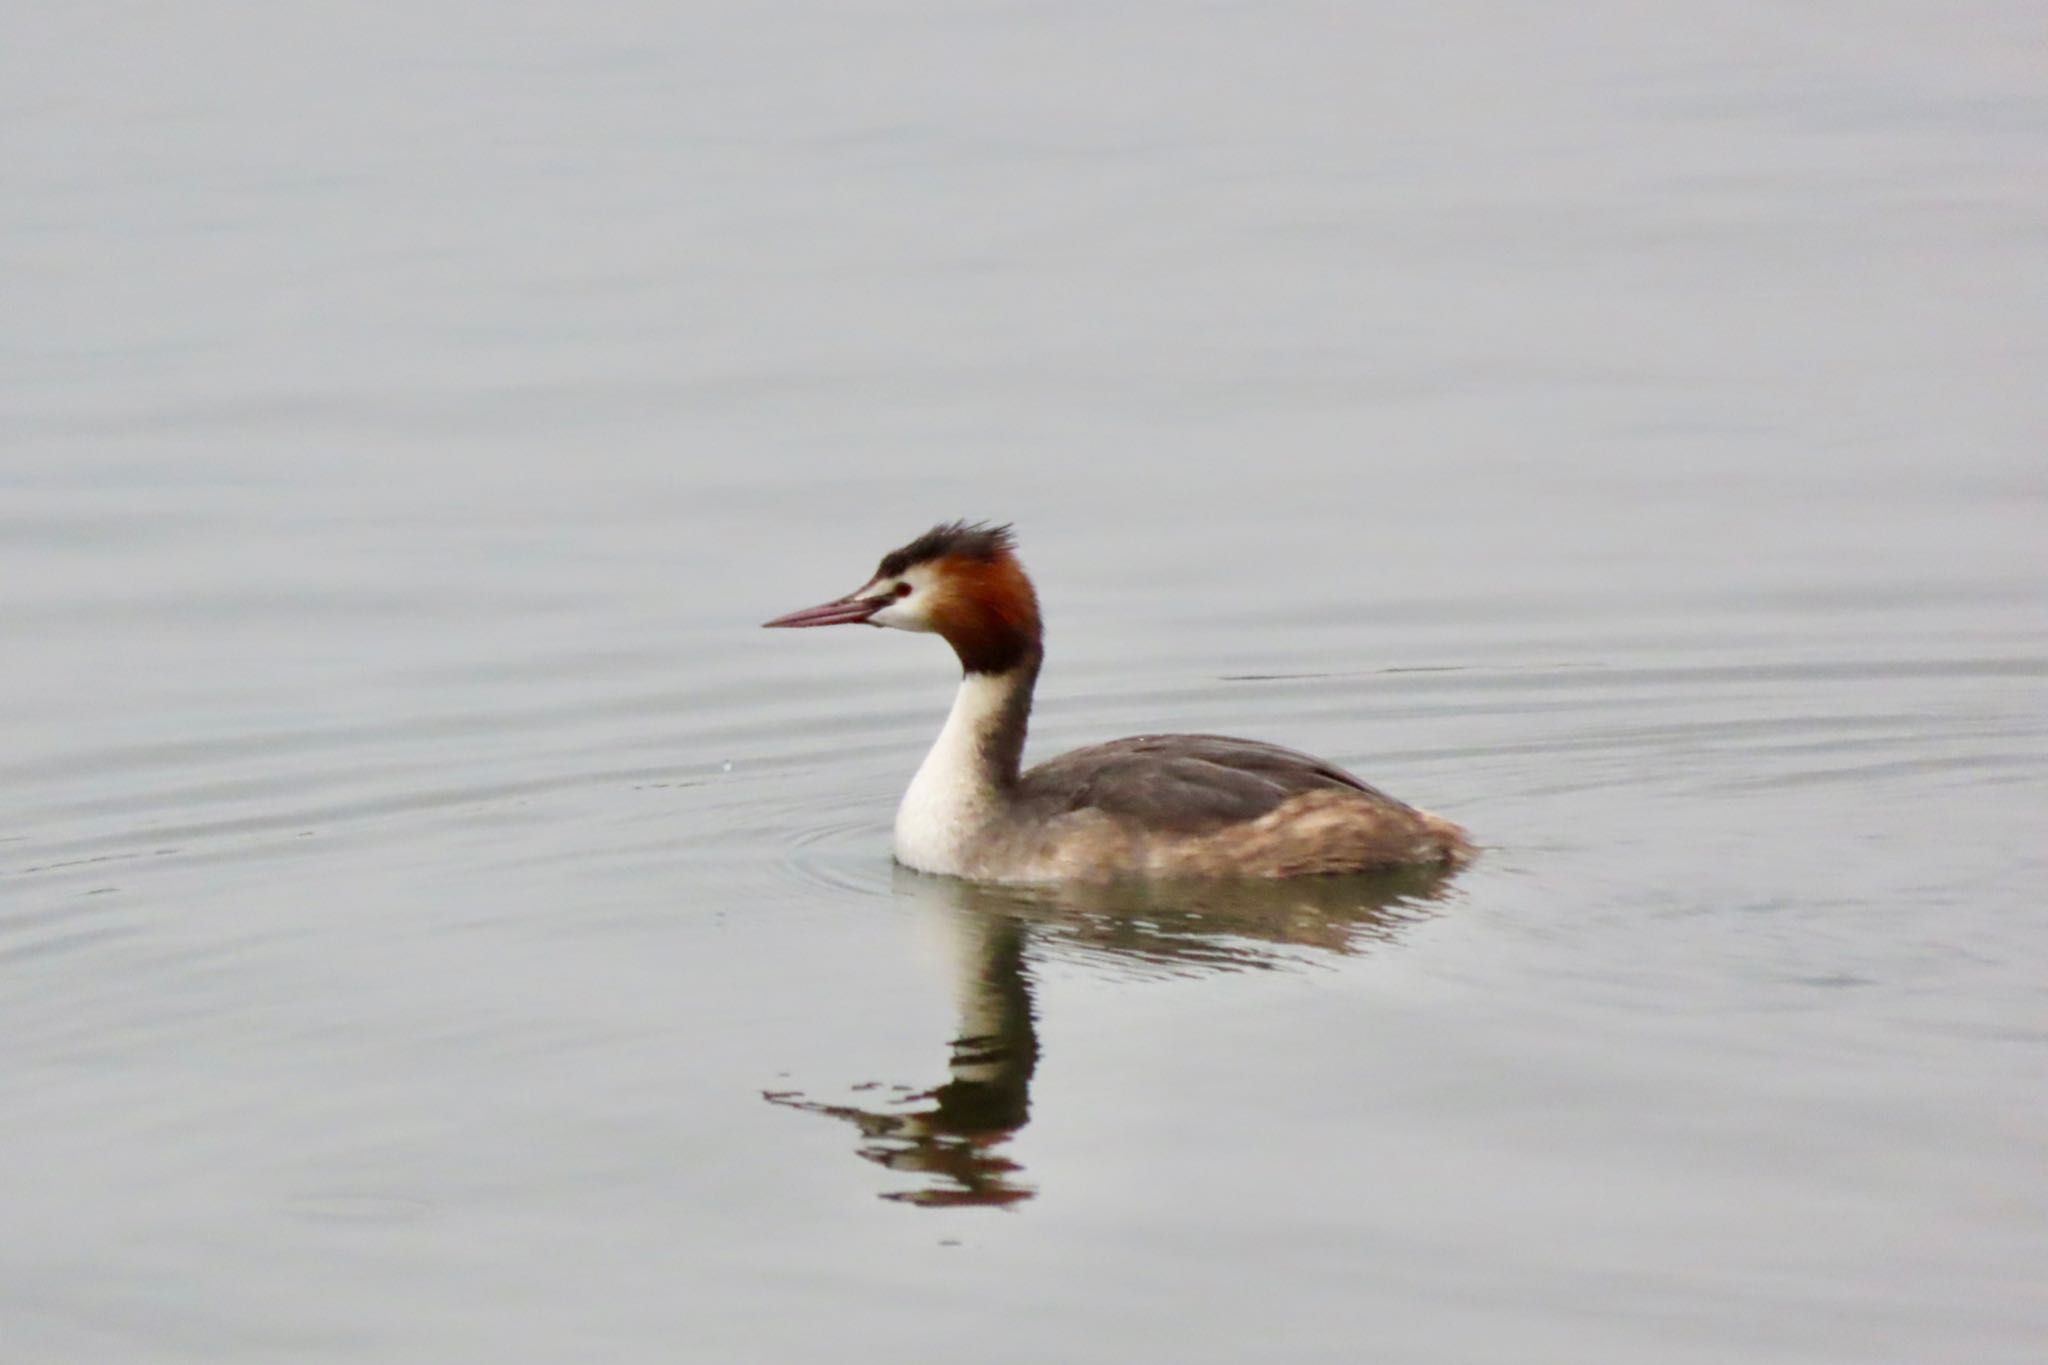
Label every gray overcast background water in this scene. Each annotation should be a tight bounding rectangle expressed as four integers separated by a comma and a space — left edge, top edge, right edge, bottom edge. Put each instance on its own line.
4, 3, 2045, 1362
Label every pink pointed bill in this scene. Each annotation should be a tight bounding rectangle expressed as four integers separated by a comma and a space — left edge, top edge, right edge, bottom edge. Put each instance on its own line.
761, 593, 886, 628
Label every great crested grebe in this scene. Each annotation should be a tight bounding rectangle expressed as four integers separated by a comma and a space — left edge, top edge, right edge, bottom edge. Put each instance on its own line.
763, 522, 1472, 883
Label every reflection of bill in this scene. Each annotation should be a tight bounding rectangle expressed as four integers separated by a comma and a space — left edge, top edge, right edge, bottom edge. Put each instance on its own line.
764, 866, 1458, 1209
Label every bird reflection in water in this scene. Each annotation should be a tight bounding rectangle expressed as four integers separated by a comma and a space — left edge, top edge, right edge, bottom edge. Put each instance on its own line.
766, 903, 1039, 1208
764, 865, 1457, 1208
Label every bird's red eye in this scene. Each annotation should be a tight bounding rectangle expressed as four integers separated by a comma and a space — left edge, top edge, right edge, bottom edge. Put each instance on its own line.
892, 583, 912, 598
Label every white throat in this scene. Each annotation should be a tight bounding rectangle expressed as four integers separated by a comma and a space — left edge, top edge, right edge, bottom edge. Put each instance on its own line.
893, 671, 1021, 876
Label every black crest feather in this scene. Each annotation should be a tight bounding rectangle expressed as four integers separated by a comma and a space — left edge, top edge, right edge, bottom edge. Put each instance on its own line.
876, 521, 1016, 579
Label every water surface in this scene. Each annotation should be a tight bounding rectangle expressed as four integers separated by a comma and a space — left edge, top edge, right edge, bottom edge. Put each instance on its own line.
4, 3, 2044, 1362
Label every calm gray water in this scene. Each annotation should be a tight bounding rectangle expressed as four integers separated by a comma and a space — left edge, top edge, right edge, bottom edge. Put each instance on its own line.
5, 3, 2045, 1361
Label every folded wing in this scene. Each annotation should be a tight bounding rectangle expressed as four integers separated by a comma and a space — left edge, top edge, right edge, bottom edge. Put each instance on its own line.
1016, 733, 1406, 834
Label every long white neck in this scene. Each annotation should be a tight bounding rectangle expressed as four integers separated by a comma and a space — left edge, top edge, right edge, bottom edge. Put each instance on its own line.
893, 654, 1039, 876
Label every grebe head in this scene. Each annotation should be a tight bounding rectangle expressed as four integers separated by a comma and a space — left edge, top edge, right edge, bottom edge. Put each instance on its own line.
763, 521, 1042, 674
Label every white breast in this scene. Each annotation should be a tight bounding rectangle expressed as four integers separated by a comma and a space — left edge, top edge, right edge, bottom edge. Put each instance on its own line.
893, 672, 1012, 875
